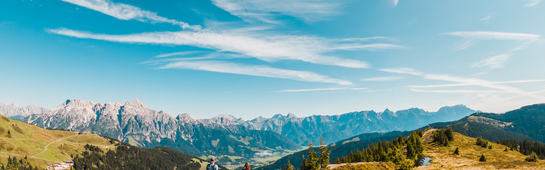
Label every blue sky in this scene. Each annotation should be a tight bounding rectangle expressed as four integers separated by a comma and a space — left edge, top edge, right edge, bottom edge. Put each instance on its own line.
1, 0, 545, 119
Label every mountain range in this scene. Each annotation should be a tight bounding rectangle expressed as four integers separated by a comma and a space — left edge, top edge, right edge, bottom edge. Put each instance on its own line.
240, 104, 475, 145
20, 99, 299, 159
0, 102, 49, 118
1, 99, 476, 166
258, 103, 545, 170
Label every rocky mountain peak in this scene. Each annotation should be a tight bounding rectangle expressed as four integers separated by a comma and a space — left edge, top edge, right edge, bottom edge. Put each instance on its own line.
177, 113, 196, 124
272, 114, 284, 119
9, 103, 21, 107
287, 112, 297, 118
382, 108, 396, 117
0, 102, 49, 118
63, 99, 95, 107
124, 99, 148, 109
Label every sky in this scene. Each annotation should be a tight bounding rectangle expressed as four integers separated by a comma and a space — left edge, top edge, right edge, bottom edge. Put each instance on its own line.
1, 0, 545, 120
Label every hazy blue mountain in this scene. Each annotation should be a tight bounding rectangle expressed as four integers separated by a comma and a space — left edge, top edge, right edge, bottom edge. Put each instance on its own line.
243, 105, 475, 145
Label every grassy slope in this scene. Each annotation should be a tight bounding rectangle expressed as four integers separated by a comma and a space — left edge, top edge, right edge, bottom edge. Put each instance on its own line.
417, 131, 545, 169
0, 115, 116, 167
328, 130, 544, 170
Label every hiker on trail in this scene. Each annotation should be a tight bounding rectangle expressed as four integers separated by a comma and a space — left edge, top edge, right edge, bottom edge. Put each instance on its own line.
242, 162, 251, 170
206, 157, 219, 170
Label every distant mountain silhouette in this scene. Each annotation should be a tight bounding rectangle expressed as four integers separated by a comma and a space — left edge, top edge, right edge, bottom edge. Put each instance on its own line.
242, 105, 475, 145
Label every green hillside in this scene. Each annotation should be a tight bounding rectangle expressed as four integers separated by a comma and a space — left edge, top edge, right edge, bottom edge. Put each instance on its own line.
0, 114, 116, 168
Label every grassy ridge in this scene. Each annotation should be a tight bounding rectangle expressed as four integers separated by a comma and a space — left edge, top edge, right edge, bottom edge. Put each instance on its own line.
0, 115, 116, 168
418, 131, 545, 169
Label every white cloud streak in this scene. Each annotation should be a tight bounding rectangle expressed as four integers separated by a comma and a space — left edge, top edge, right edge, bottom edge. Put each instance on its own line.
443, 31, 540, 51
408, 80, 545, 88
49, 28, 402, 69
329, 43, 403, 51
381, 67, 545, 99
472, 54, 509, 69
211, 0, 341, 23
379, 68, 422, 75
155, 51, 206, 58
410, 89, 508, 93
480, 14, 491, 21
280, 87, 366, 92
423, 74, 525, 94
62, 0, 201, 30
160, 60, 352, 85
525, 0, 541, 7
443, 31, 540, 41
361, 77, 403, 81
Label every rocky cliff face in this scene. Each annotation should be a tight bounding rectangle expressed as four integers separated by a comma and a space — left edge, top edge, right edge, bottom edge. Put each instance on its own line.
24, 99, 300, 157
0, 103, 49, 118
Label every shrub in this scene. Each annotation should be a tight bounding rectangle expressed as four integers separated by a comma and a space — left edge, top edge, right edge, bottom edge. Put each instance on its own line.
476, 137, 489, 148
479, 154, 486, 162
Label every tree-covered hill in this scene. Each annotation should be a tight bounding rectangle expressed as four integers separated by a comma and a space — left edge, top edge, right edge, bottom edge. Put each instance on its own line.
429, 103, 545, 143
72, 143, 228, 170
255, 130, 415, 170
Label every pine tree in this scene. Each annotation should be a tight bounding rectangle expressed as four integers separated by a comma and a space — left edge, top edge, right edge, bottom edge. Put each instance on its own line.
453, 148, 459, 155
445, 127, 454, 141
318, 137, 331, 170
283, 160, 294, 170
334, 157, 341, 164
301, 141, 319, 170
479, 154, 486, 162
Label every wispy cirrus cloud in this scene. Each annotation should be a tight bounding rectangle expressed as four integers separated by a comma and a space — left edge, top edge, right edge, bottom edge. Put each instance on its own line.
361, 77, 404, 81
471, 54, 509, 69
379, 67, 545, 98
49, 28, 402, 69
442, 31, 540, 51
62, 0, 201, 30
328, 43, 403, 51
280, 87, 366, 92
480, 13, 492, 23
160, 60, 352, 85
443, 31, 540, 41
155, 51, 207, 58
408, 79, 545, 88
211, 0, 341, 24
379, 67, 422, 75
525, 0, 541, 7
